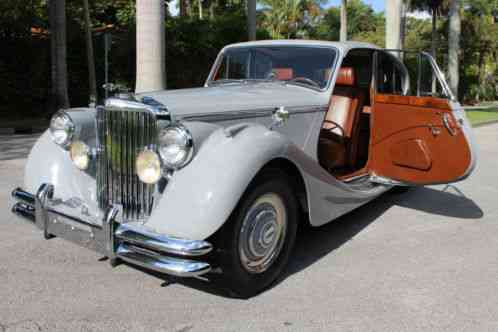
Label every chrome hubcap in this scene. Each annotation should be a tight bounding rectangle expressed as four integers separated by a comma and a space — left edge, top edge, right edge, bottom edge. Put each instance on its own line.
239, 193, 287, 274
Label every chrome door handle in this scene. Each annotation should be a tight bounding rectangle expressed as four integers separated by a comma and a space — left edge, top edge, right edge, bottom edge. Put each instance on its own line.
429, 124, 441, 136
443, 113, 458, 136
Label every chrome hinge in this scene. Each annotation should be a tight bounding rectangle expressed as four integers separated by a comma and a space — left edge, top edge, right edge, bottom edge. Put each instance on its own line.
369, 174, 410, 186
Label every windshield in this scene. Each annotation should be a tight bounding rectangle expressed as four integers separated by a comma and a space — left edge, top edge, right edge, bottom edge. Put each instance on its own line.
210, 46, 337, 90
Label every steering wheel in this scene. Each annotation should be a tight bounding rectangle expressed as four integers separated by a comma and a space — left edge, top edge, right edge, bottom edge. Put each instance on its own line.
289, 77, 321, 88
265, 71, 277, 80
322, 120, 345, 136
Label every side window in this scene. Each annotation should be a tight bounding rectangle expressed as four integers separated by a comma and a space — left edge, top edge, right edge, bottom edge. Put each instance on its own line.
376, 50, 453, 99
376, 52, 406, 95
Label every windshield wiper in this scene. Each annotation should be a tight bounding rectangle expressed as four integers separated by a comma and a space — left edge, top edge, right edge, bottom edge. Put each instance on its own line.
286, 77, 321, 89
208, 79, 245, 86
208, 78, 279, 86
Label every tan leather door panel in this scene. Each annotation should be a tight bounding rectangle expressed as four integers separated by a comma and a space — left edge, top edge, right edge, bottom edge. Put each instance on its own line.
370, 95, 472, 185
390, 139, 432, 171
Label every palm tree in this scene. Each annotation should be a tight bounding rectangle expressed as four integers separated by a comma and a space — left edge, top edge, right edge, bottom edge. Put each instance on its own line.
135, 0, 166, 93
48, 0, 69, 111
83, 0, 97, 105
340, 0, 347, 41
410, 0, 446, 58
261, 0, 313, 39
247, 0, 257, 40
447, 0, 460, 97
286, 0, 301, 38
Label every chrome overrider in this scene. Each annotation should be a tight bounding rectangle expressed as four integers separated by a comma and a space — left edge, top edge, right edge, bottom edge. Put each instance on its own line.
11, 184, 213, 278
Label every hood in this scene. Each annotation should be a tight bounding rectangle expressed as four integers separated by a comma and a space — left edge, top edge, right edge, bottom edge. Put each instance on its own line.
141, 82, 329, 117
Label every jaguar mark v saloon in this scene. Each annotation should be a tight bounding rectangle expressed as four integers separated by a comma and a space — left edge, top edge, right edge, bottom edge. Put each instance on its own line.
11, 40, 476, 297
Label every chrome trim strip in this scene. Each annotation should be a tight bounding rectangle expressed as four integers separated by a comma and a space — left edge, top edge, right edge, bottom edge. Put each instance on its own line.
178, 105, 328, 122
116, 243, 211, 277
115, 223, 213, 257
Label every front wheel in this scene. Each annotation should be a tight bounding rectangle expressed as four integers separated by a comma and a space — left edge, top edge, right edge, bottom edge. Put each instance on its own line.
212, 170, 298, 298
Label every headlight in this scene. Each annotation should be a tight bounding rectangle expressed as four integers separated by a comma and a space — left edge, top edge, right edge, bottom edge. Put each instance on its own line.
158, 125, 194, 170
49, 111, 75, 148
136, 150, 162, 184
69, 141, 90, 170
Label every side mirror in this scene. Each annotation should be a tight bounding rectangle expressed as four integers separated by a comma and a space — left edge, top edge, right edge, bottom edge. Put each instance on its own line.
270, 106, 289, 130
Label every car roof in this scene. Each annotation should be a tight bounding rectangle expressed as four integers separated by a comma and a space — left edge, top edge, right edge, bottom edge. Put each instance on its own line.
223, 40, 381, 53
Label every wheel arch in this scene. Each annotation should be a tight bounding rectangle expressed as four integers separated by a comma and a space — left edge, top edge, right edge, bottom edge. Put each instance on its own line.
257, 158, 309, 218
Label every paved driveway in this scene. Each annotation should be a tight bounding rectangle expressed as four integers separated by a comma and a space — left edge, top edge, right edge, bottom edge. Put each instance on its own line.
1, 126, 497, 332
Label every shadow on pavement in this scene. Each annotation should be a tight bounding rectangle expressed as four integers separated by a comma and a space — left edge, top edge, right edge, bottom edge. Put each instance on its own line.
394, 185, 483, 219
0, 135, 40, 161
125, 185, 482, 299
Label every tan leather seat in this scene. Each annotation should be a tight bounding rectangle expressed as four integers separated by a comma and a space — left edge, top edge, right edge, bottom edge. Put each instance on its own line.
318, 67, 365, 171
273, 68, 294, 80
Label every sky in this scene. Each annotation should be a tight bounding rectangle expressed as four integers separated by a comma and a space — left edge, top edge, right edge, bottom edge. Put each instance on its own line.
326, 0, 384, 12
169, 0, 385, 16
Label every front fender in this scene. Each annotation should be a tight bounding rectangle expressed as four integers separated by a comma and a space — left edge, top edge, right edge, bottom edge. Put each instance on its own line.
24, 131, 101, 221
145, 123, 292, 240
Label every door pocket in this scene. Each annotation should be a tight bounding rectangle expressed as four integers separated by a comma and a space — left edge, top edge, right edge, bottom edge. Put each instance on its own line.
390, 139, 432, 171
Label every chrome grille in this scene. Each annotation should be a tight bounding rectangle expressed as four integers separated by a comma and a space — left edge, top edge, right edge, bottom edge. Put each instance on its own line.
96, 106, 157, 221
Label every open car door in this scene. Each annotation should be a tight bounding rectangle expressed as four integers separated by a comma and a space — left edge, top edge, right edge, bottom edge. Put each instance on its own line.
369, 51, 477, 186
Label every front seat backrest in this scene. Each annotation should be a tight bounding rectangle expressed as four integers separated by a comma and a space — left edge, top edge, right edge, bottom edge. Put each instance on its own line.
322, 67, 357, 138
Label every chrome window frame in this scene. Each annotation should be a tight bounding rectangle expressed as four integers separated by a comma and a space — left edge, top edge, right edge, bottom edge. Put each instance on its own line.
377, 49, 456, 101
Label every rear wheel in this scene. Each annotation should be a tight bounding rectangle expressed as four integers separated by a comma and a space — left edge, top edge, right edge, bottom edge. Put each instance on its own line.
212, 169, 298, 298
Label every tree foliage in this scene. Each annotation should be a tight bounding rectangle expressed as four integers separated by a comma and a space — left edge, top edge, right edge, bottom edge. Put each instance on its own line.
0, 0, 497, 121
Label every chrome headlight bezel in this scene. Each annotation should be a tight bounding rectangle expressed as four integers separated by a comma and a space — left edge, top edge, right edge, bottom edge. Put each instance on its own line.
158, 124, 194, 170
49, 110, 75, 148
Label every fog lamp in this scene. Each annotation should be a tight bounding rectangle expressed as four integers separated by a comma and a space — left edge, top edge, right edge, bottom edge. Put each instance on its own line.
136, 150, 161, 184
69, 141, 90, 170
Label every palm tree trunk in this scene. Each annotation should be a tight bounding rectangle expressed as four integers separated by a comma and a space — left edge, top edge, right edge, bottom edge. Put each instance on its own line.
431, 6, 437, 58
385, 0, 402, 51
135, 0, 166, 93
401, 0, 411, 50
83, 0, 97, 105
340, 0, 347, 41
448, 0, 460, 99
247, 0, 256, 40
180, 0, 188, 16
49, 0, 69, 111
431, 6, 437, 93
209, 0, 215, 19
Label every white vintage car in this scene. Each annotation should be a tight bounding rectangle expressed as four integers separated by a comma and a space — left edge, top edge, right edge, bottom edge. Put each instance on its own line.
11, 40, 477, 297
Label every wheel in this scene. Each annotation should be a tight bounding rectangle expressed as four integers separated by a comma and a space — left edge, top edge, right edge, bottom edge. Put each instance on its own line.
212, 169, 298, 298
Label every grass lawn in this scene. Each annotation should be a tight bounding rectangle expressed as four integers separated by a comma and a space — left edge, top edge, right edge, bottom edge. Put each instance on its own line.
465, 109, 498, 126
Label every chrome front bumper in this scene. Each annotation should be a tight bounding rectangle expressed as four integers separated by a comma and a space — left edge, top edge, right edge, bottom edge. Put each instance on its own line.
11, 184, 212, 278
